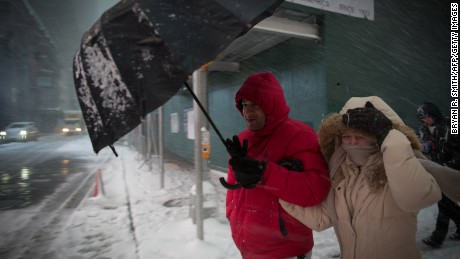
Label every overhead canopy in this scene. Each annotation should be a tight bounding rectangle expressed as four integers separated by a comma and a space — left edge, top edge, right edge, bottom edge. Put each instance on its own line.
215, 8, 321, 64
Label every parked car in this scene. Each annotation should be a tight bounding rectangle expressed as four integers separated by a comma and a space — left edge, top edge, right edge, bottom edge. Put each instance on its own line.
0, 122, 39, 142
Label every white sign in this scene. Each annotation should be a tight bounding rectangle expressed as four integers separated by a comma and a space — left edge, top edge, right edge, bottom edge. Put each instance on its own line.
170, 113, 179, 133
201, 129, 210, 145
186, 109, 195, 140
287, 0, 374, 21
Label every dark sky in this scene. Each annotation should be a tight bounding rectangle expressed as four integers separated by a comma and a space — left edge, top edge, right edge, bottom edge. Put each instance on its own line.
26, 0, 118, 109
29, 0, 117, 67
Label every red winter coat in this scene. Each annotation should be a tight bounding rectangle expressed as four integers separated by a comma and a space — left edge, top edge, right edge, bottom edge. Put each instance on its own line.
225, 72, 330, 259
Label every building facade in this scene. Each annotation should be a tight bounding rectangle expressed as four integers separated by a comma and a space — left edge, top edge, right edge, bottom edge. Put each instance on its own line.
159, 0, 449, 170
0, 0, 61, 132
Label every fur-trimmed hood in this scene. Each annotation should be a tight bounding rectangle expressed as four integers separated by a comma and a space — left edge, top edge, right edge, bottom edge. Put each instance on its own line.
319, 96, 422, 162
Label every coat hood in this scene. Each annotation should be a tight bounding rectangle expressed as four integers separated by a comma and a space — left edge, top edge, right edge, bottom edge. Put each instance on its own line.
416, 102, 445, 124
319, 96, 422, 162
235, 72, 290, 136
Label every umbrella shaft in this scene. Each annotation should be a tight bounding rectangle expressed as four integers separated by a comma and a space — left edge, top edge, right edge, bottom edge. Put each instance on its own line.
183, 82, 228, 149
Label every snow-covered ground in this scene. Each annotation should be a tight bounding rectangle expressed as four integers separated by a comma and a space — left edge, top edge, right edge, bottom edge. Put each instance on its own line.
2, 136, 460, 258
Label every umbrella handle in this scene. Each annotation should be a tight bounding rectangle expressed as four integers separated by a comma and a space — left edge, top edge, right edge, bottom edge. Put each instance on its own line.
219, 177, 242, 190
183, 82, 229, 150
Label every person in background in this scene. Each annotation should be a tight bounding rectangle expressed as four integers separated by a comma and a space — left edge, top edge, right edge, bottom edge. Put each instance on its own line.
222, 72, 330, 259
280, 96, 441, 259
416, 102, 460, 248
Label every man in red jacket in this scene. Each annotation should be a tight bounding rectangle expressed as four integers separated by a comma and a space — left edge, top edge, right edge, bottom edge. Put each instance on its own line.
223, 72, 330, 259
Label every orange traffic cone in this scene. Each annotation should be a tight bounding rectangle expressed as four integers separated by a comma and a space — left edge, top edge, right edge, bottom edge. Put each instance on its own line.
92, 169, 105, 197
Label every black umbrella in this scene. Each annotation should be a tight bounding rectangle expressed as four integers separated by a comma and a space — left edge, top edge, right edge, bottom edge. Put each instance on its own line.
73, 0, 284, 155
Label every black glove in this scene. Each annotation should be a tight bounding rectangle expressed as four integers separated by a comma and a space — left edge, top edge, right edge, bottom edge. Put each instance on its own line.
277, 158, 304, 172
225, 135, 248, 157
220, 135, 300, 189
224, 135, 265, 189
219, 135, 249, 190
230, 156, 266, 189
219, 156, 304, 190
342, 101, 393, 147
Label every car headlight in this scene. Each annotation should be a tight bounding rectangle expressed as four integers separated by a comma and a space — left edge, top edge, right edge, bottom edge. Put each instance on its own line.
76, 128, 82, 132
62, 128, 69, 132
20, 130, 27, 135
0, 131, 6, 136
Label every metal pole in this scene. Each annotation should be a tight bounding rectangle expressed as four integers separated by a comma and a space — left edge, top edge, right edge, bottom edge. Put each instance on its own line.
159, 106, 165, 189
146, 114, 152, 170
150, 112, 158, 169
193, 69, 205, 240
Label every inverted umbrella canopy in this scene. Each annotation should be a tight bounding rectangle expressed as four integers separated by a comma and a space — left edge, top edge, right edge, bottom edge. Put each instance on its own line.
73, 0, 284, 154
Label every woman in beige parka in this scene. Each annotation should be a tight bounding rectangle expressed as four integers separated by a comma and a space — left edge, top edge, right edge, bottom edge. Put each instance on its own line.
280, 96, 442, 259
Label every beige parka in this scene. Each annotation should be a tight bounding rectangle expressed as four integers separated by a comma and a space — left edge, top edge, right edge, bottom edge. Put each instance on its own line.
280, 96, 442, 259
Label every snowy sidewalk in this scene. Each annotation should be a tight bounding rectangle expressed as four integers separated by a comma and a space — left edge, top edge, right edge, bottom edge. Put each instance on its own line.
45, 145, 240, 259
45, 142, 459, 259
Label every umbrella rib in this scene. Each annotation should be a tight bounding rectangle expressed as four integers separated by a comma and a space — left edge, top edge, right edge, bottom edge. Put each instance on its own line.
183, 82, 228, 150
